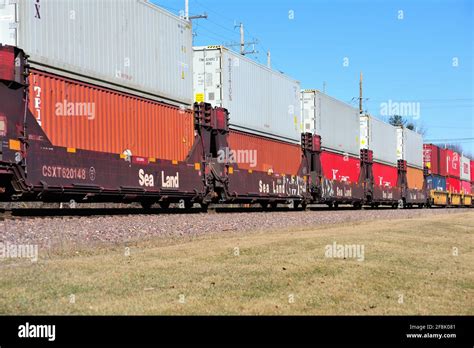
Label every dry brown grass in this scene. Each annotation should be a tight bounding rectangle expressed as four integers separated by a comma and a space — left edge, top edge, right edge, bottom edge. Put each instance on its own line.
0, 212, 472, 315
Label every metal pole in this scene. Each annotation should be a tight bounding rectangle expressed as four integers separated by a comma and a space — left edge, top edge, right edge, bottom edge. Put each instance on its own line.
240, 23, 245, 55
185, 0, 189, 20
267, 51, 271, 68
359, 72, 363, 115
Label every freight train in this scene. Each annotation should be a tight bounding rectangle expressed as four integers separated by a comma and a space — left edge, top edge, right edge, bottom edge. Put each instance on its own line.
0, 1, 472, 211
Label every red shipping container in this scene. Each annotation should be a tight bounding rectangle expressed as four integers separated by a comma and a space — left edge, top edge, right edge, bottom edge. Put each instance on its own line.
439, 148, 448, 177
227, 131, 301, 174
445, 149, 460, 178
446, 177, 461, 193
471, 160, 474, 182
461, 180, 471, 194
372, 162, 398, 188
0, 47, 14, 82
28, 69, 195, 162
423, 144, 440, 175
320, 151, 360, 184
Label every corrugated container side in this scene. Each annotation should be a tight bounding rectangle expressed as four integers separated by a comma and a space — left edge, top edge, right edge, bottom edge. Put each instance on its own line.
302, 90, 360, 156
439, 148, 448, 176
446, 177, 461, 193
423, 144, 439, 175
397, 127, 423, 168
407, 167, 424, 190
471, 160, 474, 182
460, 155, 471, 181
0, 3, 14, 46
227, 131, 301, 174
446, 149, 461, 178
193, 47, 301, 143
360, 115, 398, 165
426, 175, 446, 191
28, 69, 194, 161
1, 0, 193, 106
461, 180, 471, 194
372, 162, 398, 188
320, 151, 360, 183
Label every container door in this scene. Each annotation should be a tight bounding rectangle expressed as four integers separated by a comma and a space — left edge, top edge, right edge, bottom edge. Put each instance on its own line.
359, 115, 369, 150
396, 127, 404, 161
302, 91, 316, 134
193, 48, 222, 107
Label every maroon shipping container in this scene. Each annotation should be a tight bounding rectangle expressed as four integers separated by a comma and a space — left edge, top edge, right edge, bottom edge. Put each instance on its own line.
438, 148, 448, 177
423, 144, 440, 175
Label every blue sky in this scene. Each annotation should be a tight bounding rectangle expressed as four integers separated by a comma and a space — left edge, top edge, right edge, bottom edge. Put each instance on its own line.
156, 0, 473, 154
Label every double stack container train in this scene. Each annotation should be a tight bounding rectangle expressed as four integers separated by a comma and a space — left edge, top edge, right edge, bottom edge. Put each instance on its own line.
0, 0, 471, 211
423, 144, 472, 206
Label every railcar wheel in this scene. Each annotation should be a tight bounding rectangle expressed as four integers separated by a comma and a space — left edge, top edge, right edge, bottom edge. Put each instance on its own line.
200, 202, 209, 212
141, 201, 153, 210
159, 201, 170, 209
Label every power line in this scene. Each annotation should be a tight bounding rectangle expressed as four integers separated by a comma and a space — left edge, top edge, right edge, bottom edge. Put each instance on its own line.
206, 17, 241, 37
196, 23, 237, 43
193, 0, 236, 23
192, 0, 281, 70
425, 137, 474, 142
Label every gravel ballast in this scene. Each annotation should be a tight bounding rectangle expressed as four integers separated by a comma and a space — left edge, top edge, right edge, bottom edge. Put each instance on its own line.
0, 208, 470, 252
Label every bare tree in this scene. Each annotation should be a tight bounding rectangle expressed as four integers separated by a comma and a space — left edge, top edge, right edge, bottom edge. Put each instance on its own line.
444, 143, 464, 154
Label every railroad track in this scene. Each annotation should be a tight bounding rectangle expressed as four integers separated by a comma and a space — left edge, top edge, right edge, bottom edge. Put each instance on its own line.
0, 204, 450, 221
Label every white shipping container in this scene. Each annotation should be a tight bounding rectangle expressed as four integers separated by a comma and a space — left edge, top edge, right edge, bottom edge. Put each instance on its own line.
360, 115, 398, 165
396, 127, 423, 168
302, 90, 360, 156
460, 155, 471, 181
0, 0, 193, 106
193, 46, 301, 143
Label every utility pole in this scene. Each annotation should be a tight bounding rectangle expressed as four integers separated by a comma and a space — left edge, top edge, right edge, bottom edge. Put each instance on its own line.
229, 22, 258, 56
359, 71, 363, 115
239, 23, 245, 55
184, 0, 207, 21
267, 51, 271, 68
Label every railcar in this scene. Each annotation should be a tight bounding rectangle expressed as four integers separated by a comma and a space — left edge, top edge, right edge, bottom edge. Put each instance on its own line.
0, 45, 471, 210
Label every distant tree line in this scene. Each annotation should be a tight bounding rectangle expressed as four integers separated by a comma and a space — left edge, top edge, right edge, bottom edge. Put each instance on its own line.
387, 115, 472, 159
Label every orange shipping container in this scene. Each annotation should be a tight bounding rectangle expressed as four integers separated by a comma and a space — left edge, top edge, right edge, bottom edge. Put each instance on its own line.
227, 131, 301, 174
28, 69, 194, 161
407, 166, 424, 189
